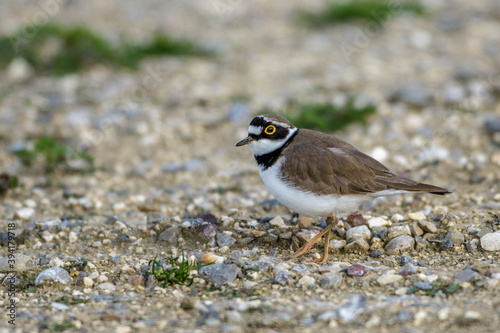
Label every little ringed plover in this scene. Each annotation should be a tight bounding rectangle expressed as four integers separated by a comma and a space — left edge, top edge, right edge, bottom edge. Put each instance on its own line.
236, 114, 451, 263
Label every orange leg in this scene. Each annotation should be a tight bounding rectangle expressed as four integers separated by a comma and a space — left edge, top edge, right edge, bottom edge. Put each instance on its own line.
292, 214, 338, 263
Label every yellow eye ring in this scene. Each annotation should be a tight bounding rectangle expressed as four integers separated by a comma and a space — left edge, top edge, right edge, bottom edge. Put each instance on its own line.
264, 125, 276, 135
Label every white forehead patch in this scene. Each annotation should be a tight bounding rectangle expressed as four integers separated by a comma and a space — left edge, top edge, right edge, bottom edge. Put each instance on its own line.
248, 125, 262, 136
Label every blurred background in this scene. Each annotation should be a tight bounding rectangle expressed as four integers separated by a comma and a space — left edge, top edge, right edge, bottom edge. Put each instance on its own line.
0, 0, 499, 221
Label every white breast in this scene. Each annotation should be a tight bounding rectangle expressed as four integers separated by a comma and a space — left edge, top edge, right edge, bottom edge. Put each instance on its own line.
258, 159, 374, 217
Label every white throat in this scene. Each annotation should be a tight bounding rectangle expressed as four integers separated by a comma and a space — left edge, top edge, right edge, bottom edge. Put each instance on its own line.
249, 128, 297, 156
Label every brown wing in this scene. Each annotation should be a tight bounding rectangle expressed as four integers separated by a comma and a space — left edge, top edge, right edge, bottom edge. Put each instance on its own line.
280, 131, 450, 195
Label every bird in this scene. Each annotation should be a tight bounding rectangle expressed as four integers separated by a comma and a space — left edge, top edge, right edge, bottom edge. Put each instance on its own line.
236, 114, 451, 264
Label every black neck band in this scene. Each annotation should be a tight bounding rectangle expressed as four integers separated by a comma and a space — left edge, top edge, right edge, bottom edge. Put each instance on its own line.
254, 129, 298, 170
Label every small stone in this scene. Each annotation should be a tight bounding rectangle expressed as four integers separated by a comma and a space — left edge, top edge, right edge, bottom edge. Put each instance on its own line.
98, 282, 116, 292
477, 227, 493, 238
371, 249, 384, 257
298, 215, 312, 228
83, 277, 94, 287
377, 271, 403, 285
114, 326, 132, 333
407, 212, 426, 221
68, 231, 78, 243
35, 267, 71, 285
159, 226, 179, 244
396, 309, 412, 323
370, 237, 384, 250
418, 221, 438, 233
15, 207, 35, 220
480, 231, 500, 251
121, 265, 135, 275
414, 282, 433, 290
440, 239, 453, 250
347, 264, 366, 277
198, 263, 241, 285
216, 233, 236, 247
444, 229, 465, 246
454, 268, 481, 282
346, 212, 367, 227
329, 239, 346, 251
466, 241, 477, 253
367, 217, 390, 229
344, 238, 370, 254
269, 216, 286, 228
252, 230, 266, 237
391, 214, 405, 223
395, 287, 407, 296
399, 255, 415, 266
414, 236, 430, 249
409, 223, 424, 237
346, 225, 371, 242
201, 253, 223, 264
180, 297, 195, 310
0, 254, 34, 272
463, 311, 481, 322
296, 275, 315, 287
274, 270, 290, 285
385, 235, 415, 255
51, 302, 70, 311
387, 225, 411, 241
337, 294, 366, 323
321, 274, 343, 289
399, 263, 418, 276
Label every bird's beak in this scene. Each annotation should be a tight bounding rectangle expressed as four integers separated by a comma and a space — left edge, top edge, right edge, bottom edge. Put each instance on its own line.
236, 136, 254, 147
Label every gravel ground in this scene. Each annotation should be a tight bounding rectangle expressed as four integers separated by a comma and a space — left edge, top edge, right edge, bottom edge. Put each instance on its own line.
1, 1, 500, 332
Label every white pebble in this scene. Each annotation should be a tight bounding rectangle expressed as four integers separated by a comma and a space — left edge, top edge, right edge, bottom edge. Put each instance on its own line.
16, 207, 35, 220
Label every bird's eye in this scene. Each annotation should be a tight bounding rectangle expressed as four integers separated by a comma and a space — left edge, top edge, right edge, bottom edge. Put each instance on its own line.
264, 125, 276, 135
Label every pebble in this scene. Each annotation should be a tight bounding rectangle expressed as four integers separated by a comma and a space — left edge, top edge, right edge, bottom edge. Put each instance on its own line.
407, 212, 426, 221
329, 239, 346, 251
454, 268, 481, 282
98, 282, 117, 292
367, 217, 390, 228
389, 84, 434, 107
347, 264, 366, 277
387, 225, 411, 241
344, 238, 370, 254
115, 326, 132, 333
15, 207, 35, 220
466, 241, 477, 253
444, 229, 465, 246
68, 231, 78, 243
0, 253, 34, 272
51, 302, 70, 311
296, 275, 315, 287
399, 263, 418, 276
377, 271, 403, 285
201, 253, 224, 264
480, 231, 500, 251
385, 235, 415, 255
216, 233, 236, 247
35, 267, 71, 285
409, 223, 424, 237
337, 294, 367, 323
414, 236, 430, 249
320, 274, 343, 289
440, 239, 453, 250
274, 270, 290, 285
269, 216, 286, 228
346, 225, 371, 242
198, 263, 241, 285
159, 226, 179, 244
390, 214, 404, 223
413, 282, 433, 290
83, 277, 94, 287
418, 221, 438, 233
